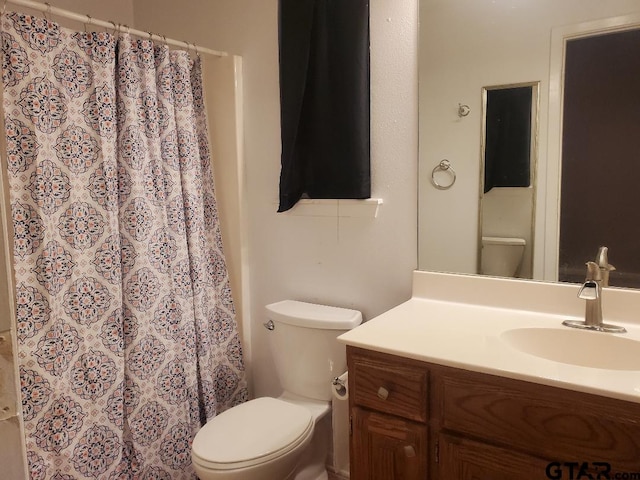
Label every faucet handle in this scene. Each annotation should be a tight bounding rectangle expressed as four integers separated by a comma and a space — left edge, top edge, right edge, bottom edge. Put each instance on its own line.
595, 246, 608, 265
584, 261, 602, 282
595, 246, 613, 269
595, 247, 616, 287
595, 246, 615, 277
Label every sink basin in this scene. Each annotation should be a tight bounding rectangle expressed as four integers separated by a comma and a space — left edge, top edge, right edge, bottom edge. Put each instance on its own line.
500, 327, 640, 370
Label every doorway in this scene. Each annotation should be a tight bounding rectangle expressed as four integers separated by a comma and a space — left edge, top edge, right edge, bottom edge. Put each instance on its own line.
559, 28, 640, 287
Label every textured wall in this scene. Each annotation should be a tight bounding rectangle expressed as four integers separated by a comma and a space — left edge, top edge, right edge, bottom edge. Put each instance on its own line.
7, 0, 135, 27
132, 0, 419, 396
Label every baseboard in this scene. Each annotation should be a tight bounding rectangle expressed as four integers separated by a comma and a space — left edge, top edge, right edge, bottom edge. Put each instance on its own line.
327, 465, 349, 480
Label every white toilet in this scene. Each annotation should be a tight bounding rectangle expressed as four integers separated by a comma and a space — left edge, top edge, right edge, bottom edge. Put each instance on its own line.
480, 236, 526, 277
191, 300, 363, 480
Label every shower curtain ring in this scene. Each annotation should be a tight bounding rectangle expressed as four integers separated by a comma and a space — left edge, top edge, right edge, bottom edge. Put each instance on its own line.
109, 20, 117, 35
2, 0, 7, 16
44, 2, 51, 20
84, 14, 91, 32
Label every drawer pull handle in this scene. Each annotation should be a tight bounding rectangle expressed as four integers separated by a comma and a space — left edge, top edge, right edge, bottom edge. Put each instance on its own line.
404, 445, 416, 458
377, 386, 389, 400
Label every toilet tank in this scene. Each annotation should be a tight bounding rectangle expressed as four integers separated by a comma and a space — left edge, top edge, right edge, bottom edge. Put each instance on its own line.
481, 236, 526, 277
265, 300, 362, 401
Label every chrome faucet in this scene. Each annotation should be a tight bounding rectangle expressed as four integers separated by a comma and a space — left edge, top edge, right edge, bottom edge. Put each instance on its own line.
578, 261, 604, 328
562, 249, 626, 333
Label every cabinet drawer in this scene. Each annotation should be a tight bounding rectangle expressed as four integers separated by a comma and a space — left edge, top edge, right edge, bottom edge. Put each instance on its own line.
351, 352, 428, 422
439, 433, 553, 480
437, 370, 640, 470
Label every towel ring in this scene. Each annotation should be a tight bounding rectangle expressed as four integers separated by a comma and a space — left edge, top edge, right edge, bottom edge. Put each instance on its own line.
431, 159, 456, 190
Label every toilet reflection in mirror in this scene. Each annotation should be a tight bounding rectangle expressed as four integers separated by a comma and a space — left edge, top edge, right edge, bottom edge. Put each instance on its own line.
481, 236, 526, 277
478, 82, 539, 278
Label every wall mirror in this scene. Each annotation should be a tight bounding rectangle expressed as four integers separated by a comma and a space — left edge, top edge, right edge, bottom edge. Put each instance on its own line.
418, 0, 640, 288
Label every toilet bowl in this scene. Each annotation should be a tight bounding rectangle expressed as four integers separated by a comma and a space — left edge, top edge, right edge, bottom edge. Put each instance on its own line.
481, 236, 526, 277
191, 300, 362, 480
192, 397, 316, 480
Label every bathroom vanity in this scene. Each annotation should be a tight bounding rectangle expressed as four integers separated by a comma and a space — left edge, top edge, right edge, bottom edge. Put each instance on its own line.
339, 272, 640, 479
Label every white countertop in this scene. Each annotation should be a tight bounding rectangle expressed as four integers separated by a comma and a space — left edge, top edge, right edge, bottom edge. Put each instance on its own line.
338, 271, 640, 403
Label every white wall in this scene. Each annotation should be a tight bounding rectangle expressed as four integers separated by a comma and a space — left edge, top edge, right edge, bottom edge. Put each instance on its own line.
132, 0, 419, 397
12, 0, 135, 27
418, 0, 639, 278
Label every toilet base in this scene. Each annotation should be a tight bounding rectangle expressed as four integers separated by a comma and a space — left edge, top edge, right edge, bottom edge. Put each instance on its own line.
290, 407, 331, 480
289, 472, 328, 480
288, 468, 328, 480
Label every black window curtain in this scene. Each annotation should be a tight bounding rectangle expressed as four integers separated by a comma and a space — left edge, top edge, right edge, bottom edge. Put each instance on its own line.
278, 0, 371, 212
483, 87, 532, 193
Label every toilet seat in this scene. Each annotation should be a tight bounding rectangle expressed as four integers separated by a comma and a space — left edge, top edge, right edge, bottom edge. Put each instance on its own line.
192, 397, 314, 471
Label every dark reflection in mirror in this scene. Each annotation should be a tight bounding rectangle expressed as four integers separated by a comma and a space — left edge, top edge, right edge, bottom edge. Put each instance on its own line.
559, 28, 640, 287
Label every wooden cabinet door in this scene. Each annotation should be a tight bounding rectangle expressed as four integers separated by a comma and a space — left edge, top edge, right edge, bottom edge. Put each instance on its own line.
438, 433, 551, 480
351, 407, 428, 480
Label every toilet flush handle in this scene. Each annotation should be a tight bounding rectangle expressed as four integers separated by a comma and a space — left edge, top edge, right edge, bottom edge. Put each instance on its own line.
263, 320, 275, 331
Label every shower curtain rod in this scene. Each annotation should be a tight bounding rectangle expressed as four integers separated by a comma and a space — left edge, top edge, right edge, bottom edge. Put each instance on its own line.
3, 0, 228, 57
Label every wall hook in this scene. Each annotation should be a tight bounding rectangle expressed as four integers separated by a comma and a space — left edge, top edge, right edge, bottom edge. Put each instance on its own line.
458, 103, 470, 118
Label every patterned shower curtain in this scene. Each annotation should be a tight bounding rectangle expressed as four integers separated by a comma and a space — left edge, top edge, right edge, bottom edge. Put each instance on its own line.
2, 12, 247, 479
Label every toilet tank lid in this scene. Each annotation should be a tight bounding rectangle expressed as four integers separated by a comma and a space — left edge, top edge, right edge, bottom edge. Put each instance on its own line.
265, 300, 363, 330
482, 236, 526, 246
